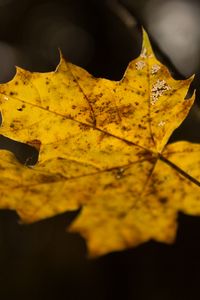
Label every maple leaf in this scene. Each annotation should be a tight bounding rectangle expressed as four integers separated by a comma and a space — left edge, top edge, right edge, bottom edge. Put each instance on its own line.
0, 30, 200, 257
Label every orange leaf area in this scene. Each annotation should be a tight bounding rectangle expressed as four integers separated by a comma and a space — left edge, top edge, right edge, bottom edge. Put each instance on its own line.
0, 30, 199, 257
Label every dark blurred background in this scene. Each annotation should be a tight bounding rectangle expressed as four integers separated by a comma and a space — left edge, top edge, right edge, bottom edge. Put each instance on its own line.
0, 0, 200, 299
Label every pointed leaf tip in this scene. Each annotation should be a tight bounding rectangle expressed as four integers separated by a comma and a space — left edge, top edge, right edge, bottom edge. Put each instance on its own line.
141, 27, 153, 56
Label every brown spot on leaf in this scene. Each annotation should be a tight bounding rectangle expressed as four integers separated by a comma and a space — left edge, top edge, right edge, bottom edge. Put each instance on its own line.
79, 123, 90, 131
119, 104, 135, 118
158, 197, 168, 204
27, 139, 41, 151
38, 174, 63, 183
9, 91, 17, 96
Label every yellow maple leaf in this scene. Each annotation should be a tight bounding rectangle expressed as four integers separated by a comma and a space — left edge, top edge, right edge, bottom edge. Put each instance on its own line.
0, 30, 199, 257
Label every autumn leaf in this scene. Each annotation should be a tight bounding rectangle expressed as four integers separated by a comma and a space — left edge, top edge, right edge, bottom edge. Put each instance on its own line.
0, 29, 200, 257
